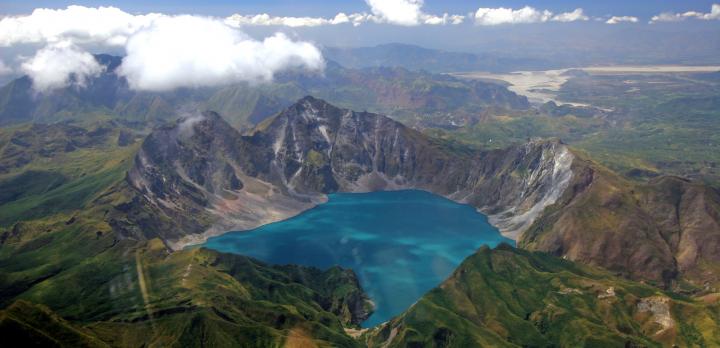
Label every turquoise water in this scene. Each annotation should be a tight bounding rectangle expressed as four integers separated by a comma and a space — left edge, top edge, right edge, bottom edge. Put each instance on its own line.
201, 190, 513, 327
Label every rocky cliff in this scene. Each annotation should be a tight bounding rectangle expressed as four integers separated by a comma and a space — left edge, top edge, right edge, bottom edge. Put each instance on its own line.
520, 157, 720, 288
113, 96, 572, 249
112, 96, 720, 289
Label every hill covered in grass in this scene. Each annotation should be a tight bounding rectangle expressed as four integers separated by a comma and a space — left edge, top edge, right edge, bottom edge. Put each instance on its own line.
365, 245, 720, 347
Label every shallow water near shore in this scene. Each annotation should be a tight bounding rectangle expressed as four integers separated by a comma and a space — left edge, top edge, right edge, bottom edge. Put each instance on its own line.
202, 190, 513, 327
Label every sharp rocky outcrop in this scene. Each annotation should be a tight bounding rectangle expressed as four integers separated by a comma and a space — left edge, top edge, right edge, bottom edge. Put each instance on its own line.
520, 159, 720, 288
113, 96, 572, 250
112, 96, 720, 289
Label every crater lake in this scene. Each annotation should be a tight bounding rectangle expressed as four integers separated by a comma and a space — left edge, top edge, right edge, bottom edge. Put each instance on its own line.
201, 190, 514, 326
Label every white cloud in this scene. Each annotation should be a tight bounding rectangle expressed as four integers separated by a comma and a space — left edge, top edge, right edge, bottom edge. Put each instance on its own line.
0, 5, 159, 47
1, 6, 325, 92
20, 41, 104, 92
651, 4, 720, 23
606, 16, 639, 24
420, 13, 465, 25
117, 15, 324, 91
650, 13, 686, 23
225, 12, 352, 28
0, 60, 12, 75
552, 9, 589, 23
225, 0, 465, 27
365, 0, 424, 26
474, 6, 552, 25
364, 0, 463, 26
473, 6, 588, 25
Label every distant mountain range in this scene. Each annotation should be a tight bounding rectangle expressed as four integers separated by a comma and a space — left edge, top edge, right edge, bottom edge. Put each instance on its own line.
0, 54, 530, 130
323, 43, 557, 73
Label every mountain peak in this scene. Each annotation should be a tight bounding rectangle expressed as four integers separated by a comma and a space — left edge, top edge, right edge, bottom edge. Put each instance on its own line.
272, 96, 348, 126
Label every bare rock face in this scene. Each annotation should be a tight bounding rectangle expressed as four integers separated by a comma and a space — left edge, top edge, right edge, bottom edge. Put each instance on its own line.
254, 96, 575, 240
114, 96, 720, 289
520, 158, 720, 288
116, 96, 574, 249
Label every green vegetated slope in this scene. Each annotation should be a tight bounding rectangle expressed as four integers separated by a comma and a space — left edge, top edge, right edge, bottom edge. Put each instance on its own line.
431, 71, 720, 186
0, 300, 110, 347
0, 226, 371, 347
0, 121, 141, 226
365, 245, 720, 348
560, 73, 720, 185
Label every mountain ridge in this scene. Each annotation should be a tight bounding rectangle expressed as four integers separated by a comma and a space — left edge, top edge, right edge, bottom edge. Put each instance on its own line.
108, 97, 720, 290
110, 96, 570, 250
2, 97, 720, 346
0, 54, 529, 130
364, 245, 720, 347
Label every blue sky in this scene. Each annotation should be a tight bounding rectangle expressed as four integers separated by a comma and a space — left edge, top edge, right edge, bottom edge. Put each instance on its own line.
1, 0, 718, 18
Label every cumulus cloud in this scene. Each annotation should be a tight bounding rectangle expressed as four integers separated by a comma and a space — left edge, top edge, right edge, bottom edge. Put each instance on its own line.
362, 0, 464, 26
365, 0, 424, 26
552, 9, 589, 22
20, 41, 104, 92
1, 6, 325, 92
474, 6, 588, 25
226, 0, 464, 27
474, 7, 551, 25
606, 16, 639, 24
420, 13, 465, 25
0, 5, 159, 47
651, 4, 720, 23
225, 13, 353, 28
117, 15, 323, 91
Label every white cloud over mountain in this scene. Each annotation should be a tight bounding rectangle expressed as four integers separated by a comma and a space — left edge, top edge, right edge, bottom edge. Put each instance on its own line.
0, 6, 324, 92
651, 4, 720, 23
118, 16, 323, 91
0, 1, 467, 91
20, 41, 104, 91
1, 2, 718, 91
473, 6, 588, 26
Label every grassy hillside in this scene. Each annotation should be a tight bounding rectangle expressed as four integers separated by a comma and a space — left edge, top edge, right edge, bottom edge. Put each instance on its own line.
0, 218, 371, 347
365, 245, 720, 348
0, 122, 141, 226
